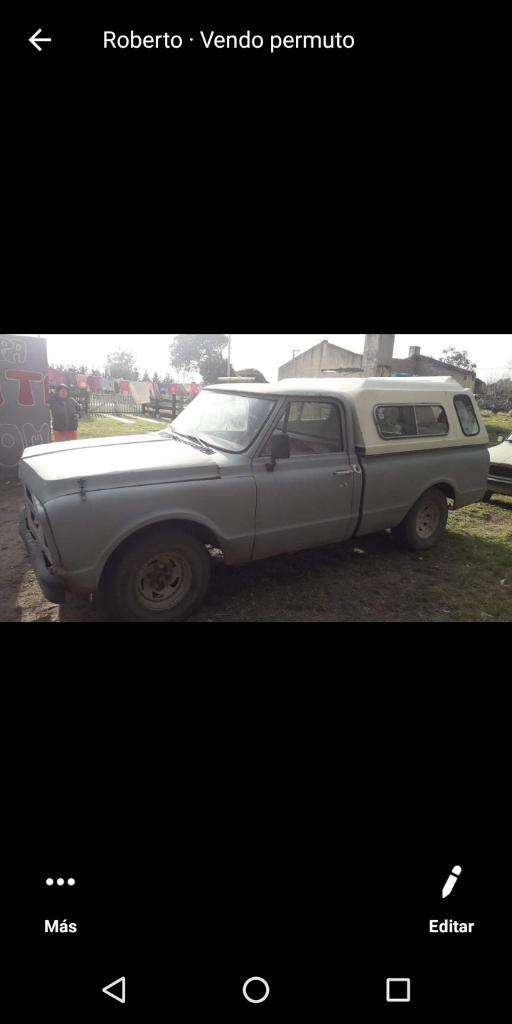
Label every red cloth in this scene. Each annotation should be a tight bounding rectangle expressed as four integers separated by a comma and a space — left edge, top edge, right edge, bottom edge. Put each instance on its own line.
49, 368, 66, 386
76, 374, 89, 389
87, 376, 101, 392
53, 430, 77, 442
119, 380, 130, 395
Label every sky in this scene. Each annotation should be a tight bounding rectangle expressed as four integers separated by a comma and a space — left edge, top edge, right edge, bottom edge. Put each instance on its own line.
24, 334, 512, 383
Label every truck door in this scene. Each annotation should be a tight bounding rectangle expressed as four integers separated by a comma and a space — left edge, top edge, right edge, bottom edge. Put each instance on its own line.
251, 398, 358, 559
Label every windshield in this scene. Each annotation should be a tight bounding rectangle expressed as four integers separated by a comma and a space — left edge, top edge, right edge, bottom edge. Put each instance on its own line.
167, 390, 276, 452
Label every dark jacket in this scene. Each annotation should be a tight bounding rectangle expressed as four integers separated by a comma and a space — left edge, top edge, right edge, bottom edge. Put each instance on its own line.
50, 396, 80, 432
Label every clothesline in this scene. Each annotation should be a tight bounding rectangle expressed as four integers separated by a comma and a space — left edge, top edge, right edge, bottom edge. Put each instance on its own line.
47, 368, 202, 397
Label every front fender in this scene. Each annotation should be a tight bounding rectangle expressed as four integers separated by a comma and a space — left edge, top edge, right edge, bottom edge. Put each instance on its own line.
46, 476, 257, 591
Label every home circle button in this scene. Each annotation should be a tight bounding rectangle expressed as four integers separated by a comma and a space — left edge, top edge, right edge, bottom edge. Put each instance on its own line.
242, 977, 270, 1004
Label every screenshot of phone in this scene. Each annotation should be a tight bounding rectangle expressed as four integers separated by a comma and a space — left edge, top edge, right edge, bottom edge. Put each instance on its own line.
1, 1, 507, 1015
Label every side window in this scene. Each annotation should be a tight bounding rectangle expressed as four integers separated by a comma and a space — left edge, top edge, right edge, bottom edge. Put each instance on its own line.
261, 401, 343, 456
415, 405, 449, 436
376, 404, 450, 439
454, 395, 480, 436
375, 405, 416, 438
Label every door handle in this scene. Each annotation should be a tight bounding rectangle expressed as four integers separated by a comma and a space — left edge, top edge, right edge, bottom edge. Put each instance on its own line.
332, 469, 352, 476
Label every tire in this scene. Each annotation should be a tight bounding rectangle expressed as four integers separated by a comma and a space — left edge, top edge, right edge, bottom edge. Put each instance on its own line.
482, 491, 493, 503
102, 526, 211, 622
392, 487, 449, 551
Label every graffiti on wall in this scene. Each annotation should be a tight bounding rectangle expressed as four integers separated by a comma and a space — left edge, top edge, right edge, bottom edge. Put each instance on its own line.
0, 335, 51, 475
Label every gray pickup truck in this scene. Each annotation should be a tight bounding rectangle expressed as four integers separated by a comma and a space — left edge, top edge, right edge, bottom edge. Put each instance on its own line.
19, 376, 489, 621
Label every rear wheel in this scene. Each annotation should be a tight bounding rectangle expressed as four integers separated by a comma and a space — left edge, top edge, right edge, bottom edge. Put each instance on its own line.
392, 487, 449, 551
102, 527, 211, 622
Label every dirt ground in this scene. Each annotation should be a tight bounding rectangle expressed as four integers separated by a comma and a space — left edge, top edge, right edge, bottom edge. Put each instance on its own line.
1, 480, 511, 622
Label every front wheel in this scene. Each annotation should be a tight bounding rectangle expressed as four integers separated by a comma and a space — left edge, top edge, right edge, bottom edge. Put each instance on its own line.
392, 487, 449, 551
102, 527, 211, 622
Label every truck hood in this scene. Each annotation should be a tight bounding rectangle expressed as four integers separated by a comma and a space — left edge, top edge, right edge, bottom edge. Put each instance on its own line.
19, 432, 221, 501
489, 438, 512, 465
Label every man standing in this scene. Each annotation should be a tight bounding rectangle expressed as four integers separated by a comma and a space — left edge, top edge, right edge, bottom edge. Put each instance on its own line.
49, 384, 81, 441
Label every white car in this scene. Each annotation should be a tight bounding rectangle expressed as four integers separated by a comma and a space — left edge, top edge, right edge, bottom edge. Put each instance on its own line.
484, 432, 512, 500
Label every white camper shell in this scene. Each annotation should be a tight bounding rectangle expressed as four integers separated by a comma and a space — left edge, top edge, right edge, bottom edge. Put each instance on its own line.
251, 376, 489, 456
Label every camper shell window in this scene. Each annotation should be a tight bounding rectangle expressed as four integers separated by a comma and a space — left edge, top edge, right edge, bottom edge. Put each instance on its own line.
374, 404, 449, 440
453, 394, 480, 437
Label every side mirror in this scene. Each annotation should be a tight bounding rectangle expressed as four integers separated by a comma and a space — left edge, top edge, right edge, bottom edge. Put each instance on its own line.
266, 433, 291, 472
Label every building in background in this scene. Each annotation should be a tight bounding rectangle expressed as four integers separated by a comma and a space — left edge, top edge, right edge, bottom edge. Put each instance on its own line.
278, 340, 363, 380
278, 336, 480, 392
391, 346, 482, 392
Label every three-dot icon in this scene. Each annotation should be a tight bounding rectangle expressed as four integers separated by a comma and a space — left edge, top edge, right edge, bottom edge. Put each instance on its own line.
45, 877, 76, 886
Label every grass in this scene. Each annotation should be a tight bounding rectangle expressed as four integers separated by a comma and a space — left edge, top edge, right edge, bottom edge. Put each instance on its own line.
481, 407, 509, 444
78, 416, 164, 439
482, 411, 512, 433
436, 497, 512, 620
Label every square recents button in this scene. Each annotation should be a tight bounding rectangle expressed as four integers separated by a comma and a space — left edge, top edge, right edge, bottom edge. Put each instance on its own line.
386, 979, 411, 1003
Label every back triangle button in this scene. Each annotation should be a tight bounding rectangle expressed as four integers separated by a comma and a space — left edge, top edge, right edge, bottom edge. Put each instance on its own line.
102, 976, 126, 1003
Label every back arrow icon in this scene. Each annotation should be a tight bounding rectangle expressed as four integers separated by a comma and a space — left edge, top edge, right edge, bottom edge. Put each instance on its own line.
102, 977, 126, 1004
29, 29, 52, 52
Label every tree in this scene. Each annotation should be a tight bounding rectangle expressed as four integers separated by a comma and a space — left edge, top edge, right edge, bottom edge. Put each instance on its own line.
142, 370, 150, 382
105, 349, 139, 380
235, 367, 268, 383
170, 333, 233, 385
440, 347, 476, 371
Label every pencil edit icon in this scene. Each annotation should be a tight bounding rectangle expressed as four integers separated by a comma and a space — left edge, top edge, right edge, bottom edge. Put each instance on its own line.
442, 865, 462, 898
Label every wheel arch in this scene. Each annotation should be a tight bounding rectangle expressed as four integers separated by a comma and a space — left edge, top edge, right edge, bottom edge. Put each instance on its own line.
99, 517, 222, 585
431, 480, 457, 504
394, 481, 455, 530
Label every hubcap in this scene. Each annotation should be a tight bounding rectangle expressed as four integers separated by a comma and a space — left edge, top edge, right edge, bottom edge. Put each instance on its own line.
135, 551, 192, 611
416, 502, 441, 539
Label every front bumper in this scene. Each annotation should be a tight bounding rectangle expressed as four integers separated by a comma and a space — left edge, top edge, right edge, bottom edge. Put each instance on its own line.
19, 509, 66, 604
488, 474, 512, 497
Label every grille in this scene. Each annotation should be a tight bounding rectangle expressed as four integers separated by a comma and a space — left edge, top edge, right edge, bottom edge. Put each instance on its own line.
490, 463, 512, 480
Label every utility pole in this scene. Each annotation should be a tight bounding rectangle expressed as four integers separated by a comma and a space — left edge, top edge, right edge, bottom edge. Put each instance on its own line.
227, 334, 232, 379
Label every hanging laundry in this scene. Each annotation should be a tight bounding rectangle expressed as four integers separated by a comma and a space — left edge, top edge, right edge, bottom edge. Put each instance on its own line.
76, 374, 89, 390
119, 379, 131, 395
48, 368, 66, 386
129, 381, 152, 404
87, 376, 101, 392
169, 382, 186, 396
